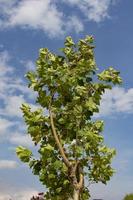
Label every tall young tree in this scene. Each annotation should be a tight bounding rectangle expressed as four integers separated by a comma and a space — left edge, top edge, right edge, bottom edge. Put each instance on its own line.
16, 36, 122, 200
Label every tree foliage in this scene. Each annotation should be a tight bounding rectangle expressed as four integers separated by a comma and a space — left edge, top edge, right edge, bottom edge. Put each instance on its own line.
16, 35, 122, 200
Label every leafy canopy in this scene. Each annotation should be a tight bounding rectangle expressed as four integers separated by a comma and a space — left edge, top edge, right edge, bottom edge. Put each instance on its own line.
16, 35, 122, 200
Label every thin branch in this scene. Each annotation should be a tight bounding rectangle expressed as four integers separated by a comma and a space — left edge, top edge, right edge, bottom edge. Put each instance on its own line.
49, 105, 71, 168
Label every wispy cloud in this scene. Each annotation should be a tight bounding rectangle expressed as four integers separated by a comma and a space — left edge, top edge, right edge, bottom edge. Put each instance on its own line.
0, 50, 37, 118
0, 95, 25, 118
0, 51, 13, 75
22, 60, 35, 71
96, 87, 133, 117
0, 160, 17, 169
63, 0, 117, 22
9, 132, 34, 147
0, 50, 41, 148
65, 16, 84, 33
0, 118, 14, 136
0, 51, 23, 117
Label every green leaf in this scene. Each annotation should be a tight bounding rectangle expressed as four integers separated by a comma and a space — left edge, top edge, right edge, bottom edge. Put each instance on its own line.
63, 179, 69, 185
16, 146, 32, 163
98, 67, 122, 84
48, 174, 56, 179
44, 144, 54, 151
85, 35, 94, 43
53, 160, 62, 169
94, 120, 104, 132
65, 36, 75, 47
39, 48, 49, 56
56, 187, 62, 193
85, 97, 98, 112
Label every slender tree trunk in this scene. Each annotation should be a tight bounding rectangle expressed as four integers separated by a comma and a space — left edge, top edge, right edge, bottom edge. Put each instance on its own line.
73, 188, 80, 200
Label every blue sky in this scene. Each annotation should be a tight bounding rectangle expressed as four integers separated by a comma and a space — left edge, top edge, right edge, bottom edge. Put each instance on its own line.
0, 0, 133, 199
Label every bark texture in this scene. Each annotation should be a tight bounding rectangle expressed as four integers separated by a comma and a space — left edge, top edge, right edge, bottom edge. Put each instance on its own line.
73, 189, 80, 200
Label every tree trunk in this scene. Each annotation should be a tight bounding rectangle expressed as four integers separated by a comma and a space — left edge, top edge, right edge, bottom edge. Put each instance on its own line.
73, 188, 80, 200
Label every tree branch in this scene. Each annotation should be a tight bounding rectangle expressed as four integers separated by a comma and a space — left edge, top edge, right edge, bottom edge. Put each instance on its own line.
49, 106, 71, 168
77, 173, 84, 190
74, 163, 84, 191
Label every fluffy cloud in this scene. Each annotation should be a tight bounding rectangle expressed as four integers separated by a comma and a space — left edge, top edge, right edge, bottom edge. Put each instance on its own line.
0, 160, 17, 169
0, 0, 67, 36
96, 87, 133, 117
0, 0, 119, 36
7, 0, 64, 37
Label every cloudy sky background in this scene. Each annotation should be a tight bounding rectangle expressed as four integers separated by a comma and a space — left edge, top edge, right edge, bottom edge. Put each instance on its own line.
0, 0, 133, 199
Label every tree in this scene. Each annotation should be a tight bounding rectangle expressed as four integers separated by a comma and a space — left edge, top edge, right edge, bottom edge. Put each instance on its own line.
16, 35, 122, 200
123, 194, 133, 200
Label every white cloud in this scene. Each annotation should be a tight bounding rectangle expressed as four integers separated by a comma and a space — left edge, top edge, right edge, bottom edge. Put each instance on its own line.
65, 16, 84, 33
0, 0, 119, 35
0, 95, 25, 118
96, 87, 133, 117
0, 160, 17, 169
0, 0, 65, 37
63, 0, 117, 22
0, 51, 42, 147
10, 132, 34, 147
0, 51, 18, 98
0, 50, 38, 119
